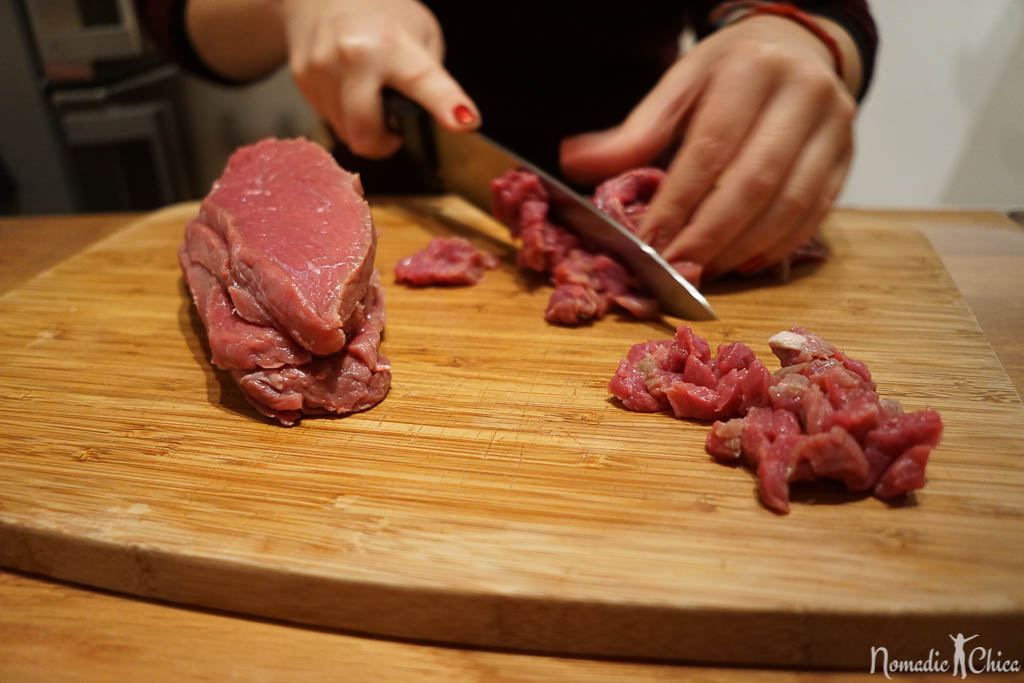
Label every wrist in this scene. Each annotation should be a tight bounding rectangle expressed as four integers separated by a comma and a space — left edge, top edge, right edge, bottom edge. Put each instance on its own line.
711, 2, 861, 97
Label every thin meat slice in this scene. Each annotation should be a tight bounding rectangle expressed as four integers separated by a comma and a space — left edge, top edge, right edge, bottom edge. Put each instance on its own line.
395, 237, 500, 286
232, 274, 391, 427
198, 138, 376, 355
178, 244, 312, 370
613, 326, 944, 513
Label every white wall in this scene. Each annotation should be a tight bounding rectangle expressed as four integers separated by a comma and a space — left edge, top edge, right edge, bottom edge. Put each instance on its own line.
840, 0, 1024, 209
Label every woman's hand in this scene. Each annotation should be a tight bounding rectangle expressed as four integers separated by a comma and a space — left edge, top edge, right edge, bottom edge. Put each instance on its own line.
281, 0, 479, 158
560, 15, 859, 277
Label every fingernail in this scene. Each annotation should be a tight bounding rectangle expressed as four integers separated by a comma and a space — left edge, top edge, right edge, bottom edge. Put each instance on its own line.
453, 104, 475, 125
737, 255, 767, 275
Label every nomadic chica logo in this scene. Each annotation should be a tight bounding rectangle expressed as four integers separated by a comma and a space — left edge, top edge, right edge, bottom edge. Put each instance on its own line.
870, 634, 1021, 678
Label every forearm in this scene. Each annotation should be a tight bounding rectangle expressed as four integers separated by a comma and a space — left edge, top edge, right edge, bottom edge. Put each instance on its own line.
185, 0, 287, 81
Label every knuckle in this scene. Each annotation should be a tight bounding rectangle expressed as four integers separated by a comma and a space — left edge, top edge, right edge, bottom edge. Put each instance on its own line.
834, 95, 857, 126
333, 34, 379, 66
779, 191, 813, 217
744, 42, 789, 73
737, 169, 780, 204
688, 134, 732, 176
796, 66, 837, 101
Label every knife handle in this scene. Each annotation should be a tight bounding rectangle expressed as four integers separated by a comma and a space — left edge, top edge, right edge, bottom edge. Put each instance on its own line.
381, 88, 442, 191
382, 88, 424, 136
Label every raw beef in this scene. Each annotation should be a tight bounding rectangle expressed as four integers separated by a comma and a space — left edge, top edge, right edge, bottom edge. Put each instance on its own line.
491, 170, 656, 325
611, 326, 943, 513
491, 167, 830, 325
196, 138, 377, 356
179, 138, 391, 425
592, 168, 704, 284
395, 237, 500, 286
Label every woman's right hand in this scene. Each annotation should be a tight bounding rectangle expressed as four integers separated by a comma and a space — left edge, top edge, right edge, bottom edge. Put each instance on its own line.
281, 0, 479, 158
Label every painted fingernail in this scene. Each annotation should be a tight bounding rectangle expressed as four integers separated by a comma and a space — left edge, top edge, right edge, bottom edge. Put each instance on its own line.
737, 255, 767, 275
453, 104, 475, 125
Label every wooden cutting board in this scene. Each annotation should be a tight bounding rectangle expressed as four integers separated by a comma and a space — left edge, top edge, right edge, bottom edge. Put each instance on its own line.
1, 198, 1022, 668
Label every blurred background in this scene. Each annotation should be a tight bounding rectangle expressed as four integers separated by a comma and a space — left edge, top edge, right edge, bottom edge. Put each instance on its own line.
1, 0, 1021, 215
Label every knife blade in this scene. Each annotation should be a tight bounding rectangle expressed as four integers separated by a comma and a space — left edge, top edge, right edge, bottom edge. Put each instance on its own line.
384, 91, 716, 320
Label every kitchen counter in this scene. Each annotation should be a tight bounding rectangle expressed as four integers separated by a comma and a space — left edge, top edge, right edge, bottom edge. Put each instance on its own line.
1, 207, 1021, 681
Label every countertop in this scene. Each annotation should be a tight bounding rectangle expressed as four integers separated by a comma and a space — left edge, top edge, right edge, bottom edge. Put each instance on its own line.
1, 207, 1021, 682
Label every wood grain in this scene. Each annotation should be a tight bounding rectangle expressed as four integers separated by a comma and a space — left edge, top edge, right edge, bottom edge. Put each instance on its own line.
0, 569, 888, 683
0, 213, 139, 296
0, 199, 1022, 668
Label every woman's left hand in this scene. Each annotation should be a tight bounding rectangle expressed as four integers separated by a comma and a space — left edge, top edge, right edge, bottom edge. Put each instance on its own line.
560, 14, 858, 277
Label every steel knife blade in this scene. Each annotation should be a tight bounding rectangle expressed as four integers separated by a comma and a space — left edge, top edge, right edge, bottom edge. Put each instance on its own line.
384, 91, 716, 320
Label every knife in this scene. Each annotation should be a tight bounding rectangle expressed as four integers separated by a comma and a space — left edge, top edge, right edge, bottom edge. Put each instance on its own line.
384, 91, 716, 320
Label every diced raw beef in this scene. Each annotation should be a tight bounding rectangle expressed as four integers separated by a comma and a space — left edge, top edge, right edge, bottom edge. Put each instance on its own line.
491, 166, 832, 325
612, 326, 943, 513
180, 138, 391, 425
491, 169, 656, 325
593, 168, 703, 286
395, 237, 500, 286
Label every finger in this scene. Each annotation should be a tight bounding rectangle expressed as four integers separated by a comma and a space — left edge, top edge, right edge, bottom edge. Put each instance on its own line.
290, 22, 362, 152
386, 36, 480, 132
290, 51, 345, 143
637, 60, 780, 248
759, 142, 852, 268
337, 75, 403, 158
559, 56, 707, 186
671, 78, 844, 271
707, 105, 853, 274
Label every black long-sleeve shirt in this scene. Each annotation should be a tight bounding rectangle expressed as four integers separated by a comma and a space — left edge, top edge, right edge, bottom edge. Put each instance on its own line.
136, 1, 877, 190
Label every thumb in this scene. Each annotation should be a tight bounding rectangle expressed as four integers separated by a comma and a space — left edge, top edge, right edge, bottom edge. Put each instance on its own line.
560, 59, 703, 186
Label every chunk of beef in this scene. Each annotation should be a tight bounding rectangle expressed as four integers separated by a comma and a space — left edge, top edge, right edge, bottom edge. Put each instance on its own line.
491, 168, 832, 325
180, 138, 391, 425
592, 168, 703, 286
197, 138, 376, 355
613, 326, 943, 513
490, 169, 657, 325
395, 237, 499, 286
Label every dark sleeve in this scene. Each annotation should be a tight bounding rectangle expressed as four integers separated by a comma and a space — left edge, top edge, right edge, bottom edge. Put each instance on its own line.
689, 1, 879, 101
133, 0, 247, 86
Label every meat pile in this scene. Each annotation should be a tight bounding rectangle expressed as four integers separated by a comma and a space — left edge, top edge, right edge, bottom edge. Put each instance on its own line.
395, 237, 499, 286
609, 326, 943, 513
179, 138, 391, 426
491, 167, 830, 324
491, 169, 660, 325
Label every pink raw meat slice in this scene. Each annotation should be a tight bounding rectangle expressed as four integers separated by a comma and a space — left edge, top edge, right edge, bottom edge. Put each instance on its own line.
178, 243, 312, 370
180, 138, 391, 425
198, 138, 376, 355
232, 273, 391, 427
395, 237, 499, 286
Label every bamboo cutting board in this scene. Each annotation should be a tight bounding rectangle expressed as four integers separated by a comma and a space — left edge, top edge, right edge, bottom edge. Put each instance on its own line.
1, 198, 1022, 668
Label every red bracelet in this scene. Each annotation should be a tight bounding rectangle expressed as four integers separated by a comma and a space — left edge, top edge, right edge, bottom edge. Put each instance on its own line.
709, 1, 845, 81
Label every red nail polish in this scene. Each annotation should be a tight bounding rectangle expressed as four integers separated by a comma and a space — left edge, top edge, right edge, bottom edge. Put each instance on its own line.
737, 255, 767, 275
453, 104, 475, 125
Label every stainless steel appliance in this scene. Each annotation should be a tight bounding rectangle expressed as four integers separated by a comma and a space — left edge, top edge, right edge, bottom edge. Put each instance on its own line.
20, 0, 194, 211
